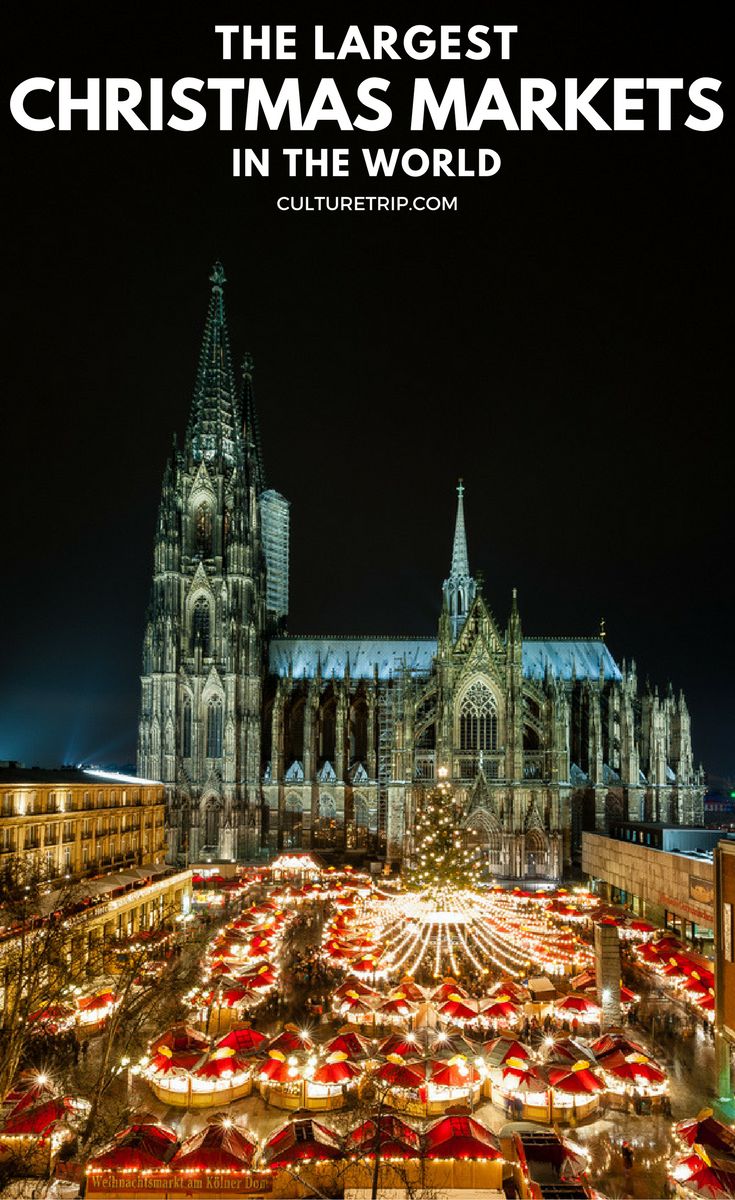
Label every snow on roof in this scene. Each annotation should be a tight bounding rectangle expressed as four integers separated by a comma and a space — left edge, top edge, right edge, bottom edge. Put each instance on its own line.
269, 636, 622, 683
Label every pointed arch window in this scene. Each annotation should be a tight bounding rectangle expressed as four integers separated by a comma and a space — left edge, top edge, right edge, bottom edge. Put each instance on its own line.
206, 699, 223, 758
459, 681, 498, 751
196, 503, 213, 557
192, 597, 211, 656
182, 698, 192, 758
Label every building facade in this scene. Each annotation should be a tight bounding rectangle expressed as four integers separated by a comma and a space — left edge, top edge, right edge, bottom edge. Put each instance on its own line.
0, 766, 167, 878
138, 267, 705, 879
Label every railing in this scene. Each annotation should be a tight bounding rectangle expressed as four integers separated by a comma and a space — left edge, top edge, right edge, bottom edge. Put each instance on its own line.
453, 754, 504, 781
523, 753, 545, 780
414, 752, 435, 780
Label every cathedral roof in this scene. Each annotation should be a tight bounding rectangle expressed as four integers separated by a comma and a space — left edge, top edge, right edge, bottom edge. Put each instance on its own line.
522, 639, 622, 682
269, 637, 436, 681
269, 636, 622, 682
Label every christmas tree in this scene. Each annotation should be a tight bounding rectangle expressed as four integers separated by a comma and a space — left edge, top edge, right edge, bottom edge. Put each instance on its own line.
406, 769, 473, 893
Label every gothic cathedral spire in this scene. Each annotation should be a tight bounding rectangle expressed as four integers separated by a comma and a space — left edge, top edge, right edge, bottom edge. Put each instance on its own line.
442, 480, 476, 640
185, 262, 243, 468
138, 264, 269, 865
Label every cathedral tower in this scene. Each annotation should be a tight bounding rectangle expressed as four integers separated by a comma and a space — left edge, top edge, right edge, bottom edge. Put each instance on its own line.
442, 481, 476, 641
137, 264, 276, 862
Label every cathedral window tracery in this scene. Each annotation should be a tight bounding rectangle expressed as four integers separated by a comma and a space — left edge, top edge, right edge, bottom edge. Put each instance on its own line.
182, 698, 192, 758
195, 502, 213, 557
459, 680, 498, 751
192, 597, 211, 656
206, 699, 223, 758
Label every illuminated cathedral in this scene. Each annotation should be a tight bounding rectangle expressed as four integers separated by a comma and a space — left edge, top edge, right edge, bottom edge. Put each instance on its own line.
137, 266, 705, 879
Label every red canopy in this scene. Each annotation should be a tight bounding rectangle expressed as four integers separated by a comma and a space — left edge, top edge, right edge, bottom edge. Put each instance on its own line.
424, 1115, 501, 1160
605, 1058, 666, 1085
429, 1059, 479, 1088
312, 1059, 361, 1085
555, 993, 599, 1014
2, 1076, 58, 1115
268, 1027, 314, 1054
591, 1032, 647, 1060
324, 1030, 372, 1059
215, 1027, 267, 1055
483, 1000, 518, 1021
192, 1052, 250, 1080
379, 997, 414, 1017
677, 1114, 735, 1157
682, 1164, 735, 1199
262, 1119, 342, 1166
1, 1097, 78, 1136
347, 1115, 421, 1160
90, 1123, 178, 1171
376, 1061, 424, 1090
482, 1036, 530, 1067
150, 1024, 209, 1055
172, 1122, 256, 1171
431, 979, 469, 1003
78, 990, 117, 1012
547, 1065, 604, 1094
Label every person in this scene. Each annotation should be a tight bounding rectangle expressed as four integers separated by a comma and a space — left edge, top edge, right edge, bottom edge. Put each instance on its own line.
622, 1141, 634, 1170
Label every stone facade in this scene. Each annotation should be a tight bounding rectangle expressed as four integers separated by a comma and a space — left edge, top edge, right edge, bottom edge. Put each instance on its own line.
582, 831, 713, 932
138, 267, 705, 879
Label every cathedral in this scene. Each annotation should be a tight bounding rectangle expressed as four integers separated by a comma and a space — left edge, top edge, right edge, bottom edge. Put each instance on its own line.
137, 266, 705, 880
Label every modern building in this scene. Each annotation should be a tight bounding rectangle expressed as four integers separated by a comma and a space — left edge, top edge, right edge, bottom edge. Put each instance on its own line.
714, 839, 735, 1106
582, 827, 722, 944
138, 266, 705, 878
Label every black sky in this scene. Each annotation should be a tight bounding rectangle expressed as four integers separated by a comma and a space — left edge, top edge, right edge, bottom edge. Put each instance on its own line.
2, 3, 732, 777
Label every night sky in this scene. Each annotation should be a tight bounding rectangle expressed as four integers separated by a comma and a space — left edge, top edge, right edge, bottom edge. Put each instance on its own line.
2, 4, 731, 778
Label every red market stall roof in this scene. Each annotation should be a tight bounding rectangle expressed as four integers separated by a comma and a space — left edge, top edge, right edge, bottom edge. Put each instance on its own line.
192, 1050, 250, 1079
215, 1027, 267, 1055
482, 1036, 531, 1068
172, 1122, 257, 1171
677, 1113, 735, 1157
439, 998, 480, 1022
429, 1058, 479, 1088
501, 1063, 549, 1094
424, 1115, 501, 1161
395, 978, 426, 1002
604, 1058, 666, 1086
347, 1115, 421, 1160
591, 1033, 648, 1061
78, 990, 117, 1012
268, 1026, 314, 1054
262, 1118, 342, 1167
375, 1060, 425, 1090
555, 993, 599, 1015
150, 1024, 210, 1056
2, 1076, 58, 1115
547, 1065, 604, 1094
334, 978, 381, 1000
90, 1123, 178, 1171
378, 997, 415, 1018
431, 978, 469, 1003
29, 1003, 76, 1025
1, 1097, 79, 1136
680, 1164, 735, 1199
483, 999, 519, 1021
488, 978, 530, 1002
324, 1030, 373, 1059
312, 1057, 361, 1085
541, 1036, 596, 1064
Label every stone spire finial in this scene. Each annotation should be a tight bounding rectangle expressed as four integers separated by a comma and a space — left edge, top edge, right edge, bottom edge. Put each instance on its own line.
442, 479, 476, 641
